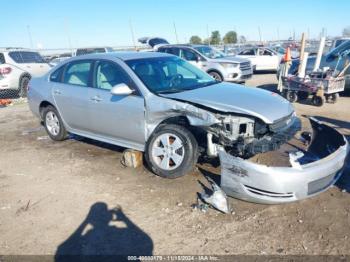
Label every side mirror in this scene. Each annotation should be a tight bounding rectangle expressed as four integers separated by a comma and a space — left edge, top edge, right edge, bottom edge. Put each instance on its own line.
110, 83, 134, 96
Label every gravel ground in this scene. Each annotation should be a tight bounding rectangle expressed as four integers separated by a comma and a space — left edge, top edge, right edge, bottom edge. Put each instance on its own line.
0, 74, 349, 257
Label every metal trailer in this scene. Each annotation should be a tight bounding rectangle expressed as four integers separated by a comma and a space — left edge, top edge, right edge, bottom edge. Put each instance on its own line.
281, 73, 345, 106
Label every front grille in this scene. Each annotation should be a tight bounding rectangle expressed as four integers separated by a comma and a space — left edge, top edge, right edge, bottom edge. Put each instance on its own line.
244, 185, 294, 198
240, 62, 251, 71
308, 172, 338, 195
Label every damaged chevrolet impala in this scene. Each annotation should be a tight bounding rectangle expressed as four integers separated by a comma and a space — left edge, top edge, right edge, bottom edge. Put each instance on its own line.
28, 52, 349, 204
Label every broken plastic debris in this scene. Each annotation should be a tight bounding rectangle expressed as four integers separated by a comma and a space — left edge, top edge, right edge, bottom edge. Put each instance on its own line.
37, 136, 49, 140
200, 177, 230, 214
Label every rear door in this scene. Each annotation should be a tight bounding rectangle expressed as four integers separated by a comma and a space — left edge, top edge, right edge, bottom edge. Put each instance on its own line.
88, 59, 145, 146
258, 48, 279, 70
52, 60, 93, 132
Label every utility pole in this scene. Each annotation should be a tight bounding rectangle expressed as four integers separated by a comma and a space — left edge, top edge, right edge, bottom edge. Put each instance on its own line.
64, 18, 73, 55
173, 22, 179, 44
129, 19, 137, 50
206, 24, 210, 45
26, 25, 33, 49
258, 26, 262, 43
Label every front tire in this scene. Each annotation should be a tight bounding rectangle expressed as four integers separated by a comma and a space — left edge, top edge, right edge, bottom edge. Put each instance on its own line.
208, 71, 223, 82
43, 106, 67, 141
145, 124, 198, 179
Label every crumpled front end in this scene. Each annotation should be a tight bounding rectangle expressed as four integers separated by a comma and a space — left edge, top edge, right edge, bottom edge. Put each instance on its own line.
219, 118, 349, 204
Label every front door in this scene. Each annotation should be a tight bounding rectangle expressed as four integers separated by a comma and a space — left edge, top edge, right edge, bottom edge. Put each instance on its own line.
88, 60, 145, 147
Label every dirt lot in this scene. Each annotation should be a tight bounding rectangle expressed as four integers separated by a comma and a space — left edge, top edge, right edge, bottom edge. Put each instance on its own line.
0, 74, 349, 256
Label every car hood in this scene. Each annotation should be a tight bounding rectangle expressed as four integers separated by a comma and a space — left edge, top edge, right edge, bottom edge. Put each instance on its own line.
162, 82, 294, 124
212, 56, 250, 63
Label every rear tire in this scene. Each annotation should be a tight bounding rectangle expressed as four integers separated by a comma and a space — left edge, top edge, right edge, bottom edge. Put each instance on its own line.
145, 124, 198, 179
312, 95, 324, 107
285, 91, 298, 103
325, 93, 339, 103
18, 76, 30, 98
42, 106, 67, 141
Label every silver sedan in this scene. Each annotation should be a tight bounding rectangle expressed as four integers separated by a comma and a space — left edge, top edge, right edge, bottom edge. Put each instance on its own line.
28, 52, 348, 204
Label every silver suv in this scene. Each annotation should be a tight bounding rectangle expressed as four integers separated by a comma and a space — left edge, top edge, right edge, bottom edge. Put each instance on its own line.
157, 45, 252, 83
0, 48, 50, 97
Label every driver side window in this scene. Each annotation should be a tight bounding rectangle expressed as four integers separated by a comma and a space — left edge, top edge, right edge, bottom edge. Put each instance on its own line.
240, 49, 255, 56
95, 61, 128, 90
180, 49, 198, 61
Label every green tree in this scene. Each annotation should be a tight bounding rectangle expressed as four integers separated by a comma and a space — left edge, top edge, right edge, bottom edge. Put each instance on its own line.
223, 31, 237, 44
210, 31, 221, 45
189, 35, 202, 44
343, 26, 350, 37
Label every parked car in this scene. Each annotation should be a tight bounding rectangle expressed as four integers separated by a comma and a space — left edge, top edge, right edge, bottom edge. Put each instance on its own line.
331, 37, 350, 50
236, 47, 281, 71
157, 44, 252, 83
49, 56, 71, 67
74, 47, 114, 56
28, 52, 348, 204
285, 40, 350, 91
270, 45, 299, 59
0, 48, 51, 97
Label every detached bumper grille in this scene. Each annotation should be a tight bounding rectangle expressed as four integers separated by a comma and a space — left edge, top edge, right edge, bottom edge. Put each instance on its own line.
240, 62, 251, 71
244, 185, 294, 198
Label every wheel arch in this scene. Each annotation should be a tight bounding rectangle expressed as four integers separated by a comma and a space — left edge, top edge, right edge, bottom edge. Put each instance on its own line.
39, 101, 55, 119
18, 73, 31, 87
148, 115, 205, 148
206, 69, 223, 80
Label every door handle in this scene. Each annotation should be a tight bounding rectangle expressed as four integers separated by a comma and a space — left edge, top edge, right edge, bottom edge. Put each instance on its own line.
54, 89, 61, 95
90, 96, 102, 102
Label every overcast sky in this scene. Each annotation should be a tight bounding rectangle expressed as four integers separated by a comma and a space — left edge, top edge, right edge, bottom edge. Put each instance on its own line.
1, 0, 348, 49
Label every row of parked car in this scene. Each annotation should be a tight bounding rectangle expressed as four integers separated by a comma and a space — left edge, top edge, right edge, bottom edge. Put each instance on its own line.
2, 38, 350, 98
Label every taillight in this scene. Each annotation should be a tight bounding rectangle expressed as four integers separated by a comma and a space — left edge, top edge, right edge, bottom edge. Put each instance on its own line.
0, 67, 12, 75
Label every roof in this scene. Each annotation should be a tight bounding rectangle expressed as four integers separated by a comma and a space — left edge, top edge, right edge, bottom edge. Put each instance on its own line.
159, 44, 207, 48
71, 51, 173, 61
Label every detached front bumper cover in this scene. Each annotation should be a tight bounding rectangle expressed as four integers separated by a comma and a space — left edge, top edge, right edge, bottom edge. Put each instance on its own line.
219, 117, 349, 204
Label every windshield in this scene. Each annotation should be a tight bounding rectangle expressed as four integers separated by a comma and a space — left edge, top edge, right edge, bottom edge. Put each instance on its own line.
194, 46, 226, 59
126, 56, 217, 94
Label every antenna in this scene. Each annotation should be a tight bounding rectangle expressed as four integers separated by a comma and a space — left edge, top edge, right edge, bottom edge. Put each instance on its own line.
129, 19, 137, 50
173, 22, 179, 44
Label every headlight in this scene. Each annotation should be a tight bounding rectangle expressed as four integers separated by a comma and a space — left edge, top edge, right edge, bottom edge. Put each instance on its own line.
219, 63, 239, 69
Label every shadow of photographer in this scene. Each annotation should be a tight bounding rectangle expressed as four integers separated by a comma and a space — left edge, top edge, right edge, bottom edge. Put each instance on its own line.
55, 202, 153, 261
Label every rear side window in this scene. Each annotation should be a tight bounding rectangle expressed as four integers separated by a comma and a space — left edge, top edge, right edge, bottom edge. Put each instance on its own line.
0, 53, 5, 64
63, 61, 92, 87
8, 51, 45, 63
50, 66, 64, 82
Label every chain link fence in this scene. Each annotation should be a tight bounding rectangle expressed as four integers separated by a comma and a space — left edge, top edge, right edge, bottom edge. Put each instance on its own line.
0, 89, 21, 99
